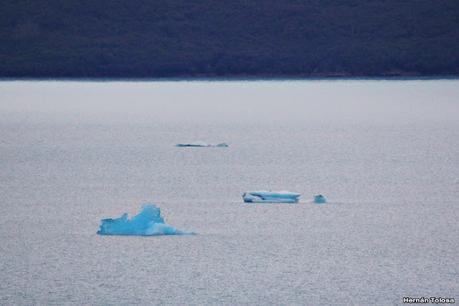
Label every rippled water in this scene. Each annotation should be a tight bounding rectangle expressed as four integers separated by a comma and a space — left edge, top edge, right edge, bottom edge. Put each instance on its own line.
1, 80, 458, 305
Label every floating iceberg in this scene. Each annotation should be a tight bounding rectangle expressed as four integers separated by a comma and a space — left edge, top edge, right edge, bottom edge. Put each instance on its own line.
176, 141, 228, 147
242, 191, 301, 203
97, 204, 193, 236
314, 194, 327, 204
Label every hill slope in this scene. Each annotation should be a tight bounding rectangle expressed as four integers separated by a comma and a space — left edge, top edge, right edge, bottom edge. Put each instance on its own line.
1, 0, 459, 77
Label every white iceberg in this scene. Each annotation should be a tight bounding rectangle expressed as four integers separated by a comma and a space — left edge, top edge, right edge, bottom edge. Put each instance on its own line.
97, 204, 193, 236
175, 141, 228, 147
242, 191, 301, 203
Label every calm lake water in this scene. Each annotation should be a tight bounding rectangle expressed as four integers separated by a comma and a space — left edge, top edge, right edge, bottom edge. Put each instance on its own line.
0, 80, 458, 305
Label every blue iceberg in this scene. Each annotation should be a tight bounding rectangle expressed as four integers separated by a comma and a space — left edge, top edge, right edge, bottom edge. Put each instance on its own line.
314, 194, 327, 204
97, 204, 193, 236
243, 191, 301, 203
176, 141, 228, 147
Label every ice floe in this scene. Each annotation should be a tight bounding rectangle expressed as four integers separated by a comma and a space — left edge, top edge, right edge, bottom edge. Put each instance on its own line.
242, 191, 301, 203
176, 141, 228, 147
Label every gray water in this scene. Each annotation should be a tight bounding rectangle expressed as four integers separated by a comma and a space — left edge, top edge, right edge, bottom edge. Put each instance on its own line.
0, 80, 458, 305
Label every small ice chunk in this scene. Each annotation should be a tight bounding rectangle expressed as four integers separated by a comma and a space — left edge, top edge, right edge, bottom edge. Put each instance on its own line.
243, 191, 300, 203
176, 141, 229, 147
314, 194, 327, 204
97, 204, 193, 236
176, 141, 210, 147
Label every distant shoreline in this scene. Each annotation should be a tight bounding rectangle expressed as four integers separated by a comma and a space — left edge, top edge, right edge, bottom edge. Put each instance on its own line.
1, 75, 458, 82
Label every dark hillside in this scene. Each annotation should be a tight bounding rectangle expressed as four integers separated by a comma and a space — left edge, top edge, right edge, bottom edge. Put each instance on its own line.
1, 0, 459, 77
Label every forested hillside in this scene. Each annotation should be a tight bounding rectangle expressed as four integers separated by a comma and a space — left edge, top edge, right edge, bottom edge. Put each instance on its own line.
1, 0, 458, 78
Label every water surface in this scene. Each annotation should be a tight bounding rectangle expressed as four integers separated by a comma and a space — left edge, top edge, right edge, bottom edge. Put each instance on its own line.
0, 80, 458, 305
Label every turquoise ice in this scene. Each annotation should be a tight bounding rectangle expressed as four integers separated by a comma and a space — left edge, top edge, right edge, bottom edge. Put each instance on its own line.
242, 191, 301, 203
97, 204, 192, 236
314, 195, 327, 204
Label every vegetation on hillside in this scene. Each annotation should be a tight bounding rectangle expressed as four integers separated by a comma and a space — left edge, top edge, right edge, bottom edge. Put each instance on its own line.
1, 0, 458, 77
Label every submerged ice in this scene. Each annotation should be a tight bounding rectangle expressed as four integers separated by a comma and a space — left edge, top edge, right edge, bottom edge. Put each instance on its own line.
176, 141, 228, 147
243, 191, 301, 203
97, 204, 192, 236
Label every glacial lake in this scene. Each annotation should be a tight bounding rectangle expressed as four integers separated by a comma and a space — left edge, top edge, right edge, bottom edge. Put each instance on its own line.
0, 80, 458, 305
